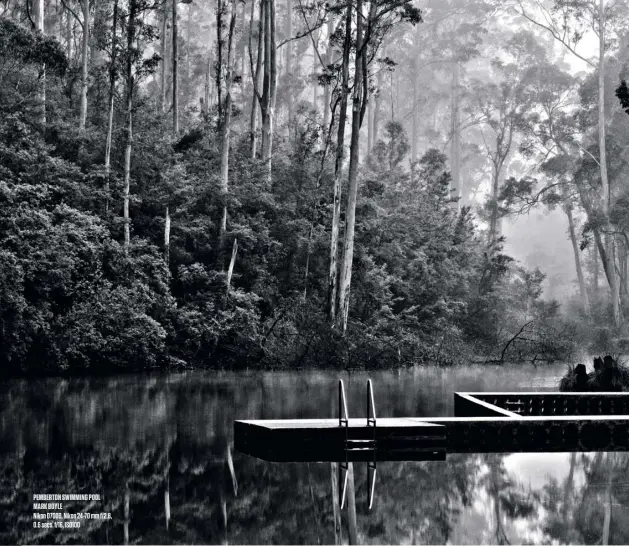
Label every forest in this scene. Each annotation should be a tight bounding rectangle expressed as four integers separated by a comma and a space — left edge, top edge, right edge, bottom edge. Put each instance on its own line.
1, 0, 629, 375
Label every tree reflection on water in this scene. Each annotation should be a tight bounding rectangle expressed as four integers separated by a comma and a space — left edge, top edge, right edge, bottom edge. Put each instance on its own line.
0, 368, 628, 544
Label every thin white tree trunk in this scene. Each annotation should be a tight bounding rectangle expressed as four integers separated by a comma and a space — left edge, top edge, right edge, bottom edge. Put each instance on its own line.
312, 35, 318, 108
285, 0, 293, 133
160, 0, 168, 113
327, 4, 351, 323
598, 0, 621, 328
489, 161, 501, 243
450, 61, 461, 205
337, 0, 364, 330
186, 2, 191, 107
218, 0, 237, 240
164, 205, 171, 263
566, 205, 590, 315
104, 0, 118, 212
346, 463, 358, 544
79, 0, 89, 130
373, 51, 383, 144
411, 25, 421, 161
172, 0, 179, 134
35, 0, 46, 124
164, 474, 170, 530
250, 0, 263, 158
330, 463, 342, 544
602, 453, 614, 545
368, 100, 373, 151
123, 0, 137, 251
123, 106, 132, 249
123, 484, 130, 545
260, 0, 277, 184
321, 17, 333, 151
226, 238, 238, 293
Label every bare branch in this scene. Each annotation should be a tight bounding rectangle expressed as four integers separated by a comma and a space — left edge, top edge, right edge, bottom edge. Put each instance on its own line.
60, 0, 85, 29
276, 17, 326, 49
512, 1, 595, 68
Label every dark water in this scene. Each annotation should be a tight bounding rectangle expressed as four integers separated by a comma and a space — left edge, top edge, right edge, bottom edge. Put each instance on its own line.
1, 364, 628, 545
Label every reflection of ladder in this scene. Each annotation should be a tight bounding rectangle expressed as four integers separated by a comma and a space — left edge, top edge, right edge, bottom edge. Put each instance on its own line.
338, 379, 377, 510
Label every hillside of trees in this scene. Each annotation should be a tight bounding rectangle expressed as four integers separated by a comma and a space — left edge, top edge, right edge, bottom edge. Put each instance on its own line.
2, 0, 629, 375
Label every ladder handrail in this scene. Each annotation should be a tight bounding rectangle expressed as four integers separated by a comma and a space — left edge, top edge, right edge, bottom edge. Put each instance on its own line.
338, 379, 349, 426
367, 378, 376, 425
338, 378, 378, 510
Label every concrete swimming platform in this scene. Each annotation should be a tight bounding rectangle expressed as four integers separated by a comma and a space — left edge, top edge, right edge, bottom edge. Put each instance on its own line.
235, 381, 629, 462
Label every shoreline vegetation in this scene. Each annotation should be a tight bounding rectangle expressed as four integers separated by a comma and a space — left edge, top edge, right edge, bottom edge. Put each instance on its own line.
559, 355, 629, 392
2, 2, 629, 378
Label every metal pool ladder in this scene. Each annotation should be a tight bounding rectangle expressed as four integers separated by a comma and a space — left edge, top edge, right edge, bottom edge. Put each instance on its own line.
338, 378, 378, 509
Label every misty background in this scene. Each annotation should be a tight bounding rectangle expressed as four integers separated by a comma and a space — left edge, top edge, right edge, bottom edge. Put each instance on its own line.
1, 0, 629, 373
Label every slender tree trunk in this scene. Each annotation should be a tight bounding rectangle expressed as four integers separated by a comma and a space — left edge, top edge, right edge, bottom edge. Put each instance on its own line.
123, 483, 130, 545
411, 25, 421, 162
250, 0, 263, 158
599, 0, 621, 328
599, 0, 609, 219
566, 205, 590, 315
312, 36, 318, 108
206, 18, 215, 110
285, 0, 293, 133
160, 0, 168, 113
34, 0, 46, 124
218, 0, 238, 242
166, 0, 180, 265
330, 462, 342, 544
389, 69, 394, 121
104, 0, 118, 212
327, 3, 351, 323
621, 239, 628, 296
562, 452, 576, 522
123, 0, 137, 251
226, 237, 238, 293
204, 54, 211, 113
602, 453, 614, 545
172, 0, 179, 134
411, 69, 418, 161
164, 205, 171, 263
66, 8, 73, 63
489, 158, 504, 243
555, 139, 612, 297
450, 61, 461, 205
303, 224, 313, 300
79, 0, 89, 130
373, 56, 383, 144
346, 463, 358, 545
186, 2, 192, 107
368, 100, 373, 151
260, 0, 277, 184
337, 0, 364, 330
164, 474, 171, 530
322, 17, 333, 138
594, 244, 600, 296
239, 5, 246, 83
57, 0, 64, 44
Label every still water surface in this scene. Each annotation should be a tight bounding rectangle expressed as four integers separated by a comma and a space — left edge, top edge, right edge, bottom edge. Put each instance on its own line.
1, 364, 628, 544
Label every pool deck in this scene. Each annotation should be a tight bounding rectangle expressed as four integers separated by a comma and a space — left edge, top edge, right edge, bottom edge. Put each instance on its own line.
234, 391, 629, 462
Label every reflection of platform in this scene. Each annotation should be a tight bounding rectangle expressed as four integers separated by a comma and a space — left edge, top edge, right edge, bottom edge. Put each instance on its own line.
234, 389, 629, 462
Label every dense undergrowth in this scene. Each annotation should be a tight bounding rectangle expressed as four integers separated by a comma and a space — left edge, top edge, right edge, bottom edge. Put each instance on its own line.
0, 20, 601, 377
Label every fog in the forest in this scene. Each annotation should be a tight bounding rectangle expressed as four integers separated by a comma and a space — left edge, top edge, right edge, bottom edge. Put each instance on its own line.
2, 0, 629, 373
